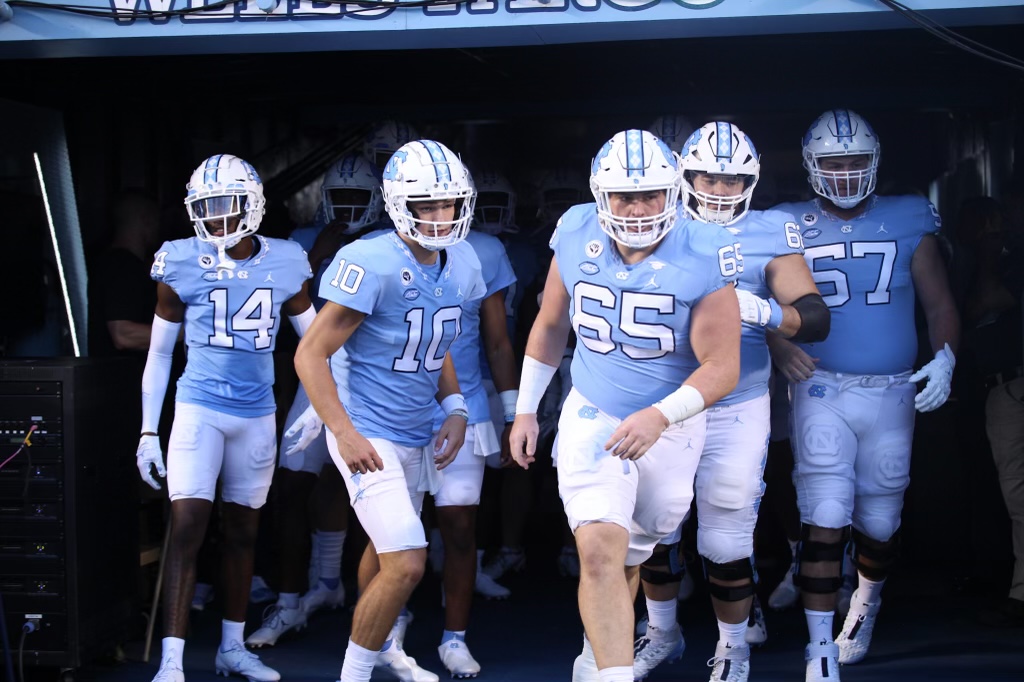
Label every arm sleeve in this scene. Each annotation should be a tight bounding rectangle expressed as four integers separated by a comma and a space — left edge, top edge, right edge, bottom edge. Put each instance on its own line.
141, 315, 181, 434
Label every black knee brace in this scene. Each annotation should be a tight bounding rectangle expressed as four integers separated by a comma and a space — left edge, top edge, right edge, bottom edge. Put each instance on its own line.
704, 557, 756, 602
852, 529, 900, 581
640, 542, 684, 585
794, 524, 851, 594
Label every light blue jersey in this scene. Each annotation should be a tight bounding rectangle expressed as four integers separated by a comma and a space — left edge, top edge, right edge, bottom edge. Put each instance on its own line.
431, 230, 516, 428
151, 235, 312, 418
775, 196, 940, 375
717, 209, 805, 405
553, 204, 736, 421
320, 232, 487, 446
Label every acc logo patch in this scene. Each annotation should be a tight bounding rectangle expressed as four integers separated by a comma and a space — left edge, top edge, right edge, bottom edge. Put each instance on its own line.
808, 384, 827, 398
403, 289, 420, 301
803, 228, 821, 240
585, 240, 604, 258
579, 261, 600, 275
577, 405, 599, 420
801, 212, 818, 226
400, 268, 414, 286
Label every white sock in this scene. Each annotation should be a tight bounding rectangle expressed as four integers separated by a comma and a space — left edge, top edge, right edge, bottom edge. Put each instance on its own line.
220, 620, 244, 649
645, 597, 677, 632
317, 530, 346, 581
160, 637, 185, 670
805, 609, 834, 642
278, 592, 300, 609
855, 573, 884, 605
598, 666, 634, 682
339, 639, 379, 682
717, 619, 747, 648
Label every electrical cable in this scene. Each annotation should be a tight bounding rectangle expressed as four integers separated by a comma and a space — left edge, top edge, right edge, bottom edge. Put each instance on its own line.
877, 0, 1024, 74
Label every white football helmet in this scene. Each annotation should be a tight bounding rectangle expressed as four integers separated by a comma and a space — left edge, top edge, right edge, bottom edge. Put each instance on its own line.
680, 121, 760, 226
184, 154, 265, 249
381, 139, 476, 251
473, 171, 517, 235
802, 109, 880, 209
590, 129, 681, 248
320, 153, 383, 233
534, 167, 589, 227
363, 120, 420, 171
648, 114, 695, 154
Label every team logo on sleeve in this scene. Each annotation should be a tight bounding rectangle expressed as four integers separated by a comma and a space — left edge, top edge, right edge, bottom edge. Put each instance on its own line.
585, 240, 604, 258
580, 262, 600, 275
801, 213, 818, 226
400, 268, 414, 286
803, 228, 821, 240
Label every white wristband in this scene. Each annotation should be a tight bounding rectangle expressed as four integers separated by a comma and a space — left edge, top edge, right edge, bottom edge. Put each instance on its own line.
499, 390, 519, 423
516, 356, 559, 415
440, 393, 467, 417
289, 305, 316, 338
652, 384, 705, 425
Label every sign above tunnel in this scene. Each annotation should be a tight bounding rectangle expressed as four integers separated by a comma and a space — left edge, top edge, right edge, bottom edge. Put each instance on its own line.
1, 0, 1022, 58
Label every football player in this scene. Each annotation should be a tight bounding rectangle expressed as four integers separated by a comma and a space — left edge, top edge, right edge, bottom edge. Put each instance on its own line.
138, 154, 314, 682
770, 109, 959, 682
510, 129, 741, 682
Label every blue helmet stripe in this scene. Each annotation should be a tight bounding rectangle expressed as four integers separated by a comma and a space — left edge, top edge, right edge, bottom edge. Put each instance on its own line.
716, 122, 733, 161
625, 129, 644, 177
834, 109, 854, 143
340, 154, 357, 178
204, 154, 223, 184
420, 140, 451, 183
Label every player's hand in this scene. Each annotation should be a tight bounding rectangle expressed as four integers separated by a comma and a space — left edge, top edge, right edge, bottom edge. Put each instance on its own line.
308, 221, 351, 266
770, 337, 818, 383
335, 426, 383, 474
282, 403, 323, 456
434, 415, 467, 470
509, 413, 539, 470
909, 343, 955, 412
736, 289, 779, 328
499, 423, 515, 468
136, 435, 166, 490
604, 406, 670, 460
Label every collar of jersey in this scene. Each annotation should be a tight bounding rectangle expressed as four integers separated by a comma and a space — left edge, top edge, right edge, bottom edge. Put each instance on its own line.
814, 195, 878, 222
388, 231, 449, 284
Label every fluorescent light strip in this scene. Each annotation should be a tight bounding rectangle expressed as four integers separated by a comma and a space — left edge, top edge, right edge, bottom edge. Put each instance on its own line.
34, 152, 81, 357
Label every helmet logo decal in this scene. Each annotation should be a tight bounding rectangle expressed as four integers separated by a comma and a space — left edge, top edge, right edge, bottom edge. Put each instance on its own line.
382, 150, 408, 181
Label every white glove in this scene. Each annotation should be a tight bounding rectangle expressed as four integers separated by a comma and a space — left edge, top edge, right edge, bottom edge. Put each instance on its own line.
136, 435, 166, 490
283, 403, 324, 456
909, 343, 955, 412
736, 288, 783, 329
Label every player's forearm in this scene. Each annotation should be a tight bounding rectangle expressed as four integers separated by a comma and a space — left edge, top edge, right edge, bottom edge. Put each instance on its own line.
108, 320, 152, 351
925, 301, 960, 356
485, 337, 518, 393
295, 343, 353, 437
435, 354, 463, 402
684, 357, 739, 407
523, 315, 570, 368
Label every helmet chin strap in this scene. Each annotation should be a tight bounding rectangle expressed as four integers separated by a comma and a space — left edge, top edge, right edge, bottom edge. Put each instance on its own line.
215, 245, 237, 271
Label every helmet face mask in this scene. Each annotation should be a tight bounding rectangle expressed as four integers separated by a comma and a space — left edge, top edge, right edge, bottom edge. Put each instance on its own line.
320, 153, 383, 233
680, 122, 760, 226
473, 171, 517, 235
590, 129, 681, 249
185, 154, 265, 250
648, 114, 695, 154
381, 140, 476, 251
534, 169, 588, 228
802, 109, 880, 209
